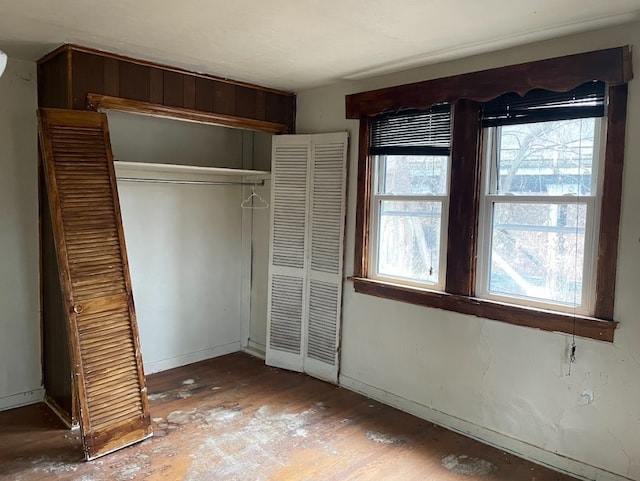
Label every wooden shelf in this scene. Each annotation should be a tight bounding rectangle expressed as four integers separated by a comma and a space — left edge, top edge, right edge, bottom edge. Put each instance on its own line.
114, 161, 270, 179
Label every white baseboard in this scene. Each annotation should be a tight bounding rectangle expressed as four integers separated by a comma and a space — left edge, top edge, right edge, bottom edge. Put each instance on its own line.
243, 341, 266, 360
339, 374, 632, 481
144, 342, 241, 374
0, 387, 45, 411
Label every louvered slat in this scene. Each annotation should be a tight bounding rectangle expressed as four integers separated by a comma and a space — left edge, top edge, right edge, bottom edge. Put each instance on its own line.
271, 144, 309, 269
310, 143, 346, 274
38, 108, 151, 461
307, 280, 339, 365
269, 275, 303, 354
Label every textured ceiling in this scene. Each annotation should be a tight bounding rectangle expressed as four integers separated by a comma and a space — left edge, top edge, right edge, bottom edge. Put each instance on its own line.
0, 0, 639, 91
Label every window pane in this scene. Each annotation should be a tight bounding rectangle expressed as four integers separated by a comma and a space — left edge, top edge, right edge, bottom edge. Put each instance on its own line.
495, 119, 595, 195
489, 202, 587, 306
380, 156, 448, 195
377, 201, 442, 284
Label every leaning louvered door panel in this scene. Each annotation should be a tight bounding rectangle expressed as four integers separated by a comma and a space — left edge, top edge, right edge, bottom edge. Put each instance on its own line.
266, 136, 311, 372
38, 108, 152, 460
305, 133, 349, 383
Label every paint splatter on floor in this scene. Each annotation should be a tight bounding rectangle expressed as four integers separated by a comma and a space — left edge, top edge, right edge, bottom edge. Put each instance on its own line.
441, 454, 498, 476
365, 431, 405, 446
30, 458, 79, 475
183, 404, 328, 480
148, 379, 204, 404
167, 410, 196, 426
203, 407, 241, 424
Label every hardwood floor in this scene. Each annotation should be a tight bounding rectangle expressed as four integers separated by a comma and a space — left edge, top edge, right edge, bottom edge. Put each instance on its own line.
0, 352, 578, 480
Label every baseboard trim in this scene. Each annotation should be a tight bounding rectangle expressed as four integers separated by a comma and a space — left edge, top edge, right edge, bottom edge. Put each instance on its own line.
0, 387, 44, 411
144, 342, 241, 374
338, 374, 632, 481
243, 341, 266, 360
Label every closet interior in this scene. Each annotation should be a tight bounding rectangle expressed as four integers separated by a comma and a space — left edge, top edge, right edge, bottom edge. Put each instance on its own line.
109, 109, 274, 376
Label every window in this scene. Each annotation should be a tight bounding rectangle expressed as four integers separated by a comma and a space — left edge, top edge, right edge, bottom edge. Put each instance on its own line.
477, 83, 605, 314
369, 106, 451, 288
346, 47, 631, 342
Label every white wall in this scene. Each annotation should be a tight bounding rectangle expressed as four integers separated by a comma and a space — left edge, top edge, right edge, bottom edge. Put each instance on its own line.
0, 58, 42, 409
252, 132, 273, 172
296, 22, 640, 481
247, 178, 271, 352
107, 110, 245, 168
117, 177, 244, 373
241, 132, 272, 355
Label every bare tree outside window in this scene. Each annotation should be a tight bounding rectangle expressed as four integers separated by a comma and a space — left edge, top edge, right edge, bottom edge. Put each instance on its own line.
483, 118, 598, 309
374, 155, 448, 285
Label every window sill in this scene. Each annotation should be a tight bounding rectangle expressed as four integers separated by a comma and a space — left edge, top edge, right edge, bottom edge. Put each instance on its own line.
349, 277, 617, 342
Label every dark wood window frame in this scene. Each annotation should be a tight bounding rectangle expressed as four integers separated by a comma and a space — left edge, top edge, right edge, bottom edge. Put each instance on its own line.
346, 46, 632, 342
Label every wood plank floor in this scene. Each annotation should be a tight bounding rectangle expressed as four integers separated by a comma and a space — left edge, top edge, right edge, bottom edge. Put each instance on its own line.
0, 352, 579, 480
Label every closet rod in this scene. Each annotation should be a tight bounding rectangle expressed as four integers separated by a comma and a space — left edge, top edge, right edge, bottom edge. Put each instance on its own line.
116, 177, 265, 186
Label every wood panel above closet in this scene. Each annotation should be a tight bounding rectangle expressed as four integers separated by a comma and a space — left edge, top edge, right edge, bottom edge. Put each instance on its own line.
37, 44, 296, 133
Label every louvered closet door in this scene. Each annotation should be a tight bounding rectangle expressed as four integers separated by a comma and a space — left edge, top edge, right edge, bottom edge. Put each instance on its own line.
266, 136, 311, 372
305, 132, 348, 383
38, 108, 152, 460
266, 132, 348, 383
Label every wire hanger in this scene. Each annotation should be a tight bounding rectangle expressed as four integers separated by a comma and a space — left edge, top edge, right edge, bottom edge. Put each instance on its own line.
241, 184, 269, 209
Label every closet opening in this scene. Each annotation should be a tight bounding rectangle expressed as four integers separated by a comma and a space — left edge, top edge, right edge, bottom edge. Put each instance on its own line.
105, 109, 274, 376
